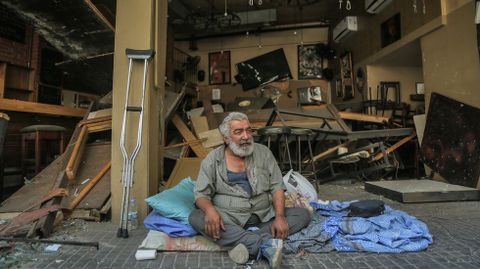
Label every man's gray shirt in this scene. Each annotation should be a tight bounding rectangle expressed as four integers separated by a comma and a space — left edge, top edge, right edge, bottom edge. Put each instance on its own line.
194, 143, 285, 226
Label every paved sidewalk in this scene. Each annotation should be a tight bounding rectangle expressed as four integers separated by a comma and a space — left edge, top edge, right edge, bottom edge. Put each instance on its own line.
11, 182, 480, 269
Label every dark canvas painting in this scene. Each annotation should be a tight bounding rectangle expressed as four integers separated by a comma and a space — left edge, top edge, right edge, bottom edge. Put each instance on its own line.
420, 93, 480, 187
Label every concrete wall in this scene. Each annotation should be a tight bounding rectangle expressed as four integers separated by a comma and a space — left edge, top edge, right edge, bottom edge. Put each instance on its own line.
421, 0, 480, 108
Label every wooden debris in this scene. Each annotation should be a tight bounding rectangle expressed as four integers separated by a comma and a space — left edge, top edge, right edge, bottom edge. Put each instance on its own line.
190, 116, 209, 136
66, 125, 88, 182
372, 133, 417, 161
172, 114, 208, 158
164, 138, 207, 150
197, 129, 223, 149
165, 158, 202, 188
67, 161, 111, 211
310, 141, 355, 163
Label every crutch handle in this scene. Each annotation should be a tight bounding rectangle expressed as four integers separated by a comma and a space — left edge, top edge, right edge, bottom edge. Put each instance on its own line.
125, 48, 155, 60
126, 106, 142, 112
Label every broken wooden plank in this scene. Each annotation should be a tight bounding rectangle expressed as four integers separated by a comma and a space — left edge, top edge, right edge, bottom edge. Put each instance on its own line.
197, 129, 223, 149
190, 116, 209, 136
62, 143, 111, 210
70, 209, 100, 221
203, 100, 218, 129
31, 103, 93, 238
78, 115, 112, 127
86, 121, 112, 133
67, 161, 111, 210
87, 108, 112, 119
0, 63, 6, 99
303, 105, 389, 124
84, 0, 115, 31
166, 158, 203, 188
164, 138, 207, 150
66, 125, 89, 182
0, 98, 86, 117
172, 114, 208, 158
310, 141, 355, 163
338, 111, 389, 124
99, 196, 111, 216
373, 133, 417, 161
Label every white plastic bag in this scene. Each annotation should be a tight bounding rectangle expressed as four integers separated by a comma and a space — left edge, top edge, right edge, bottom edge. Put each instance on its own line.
282, 169, 318, 203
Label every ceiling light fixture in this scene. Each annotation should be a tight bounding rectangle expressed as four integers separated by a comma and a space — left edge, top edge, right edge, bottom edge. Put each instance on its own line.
338, 0, 352, 10
249, 0, 262, 6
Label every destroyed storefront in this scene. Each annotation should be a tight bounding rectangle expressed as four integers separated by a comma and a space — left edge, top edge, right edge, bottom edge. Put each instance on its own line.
0, 0, 479, 268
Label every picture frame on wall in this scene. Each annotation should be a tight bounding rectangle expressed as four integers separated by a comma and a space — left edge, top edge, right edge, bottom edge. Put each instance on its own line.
381, 13, 401, 48
340, 51, 354, 100
416, 82, 425, 94
298, 44, 323, 79
209, 51, 231, 85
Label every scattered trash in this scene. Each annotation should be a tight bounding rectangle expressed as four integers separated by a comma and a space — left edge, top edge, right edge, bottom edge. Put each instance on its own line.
81, 178, 91, 185
73, 188, 79, 197
55, 259, 64, 263
45, 244, 61, 252
135, 249, 156, 260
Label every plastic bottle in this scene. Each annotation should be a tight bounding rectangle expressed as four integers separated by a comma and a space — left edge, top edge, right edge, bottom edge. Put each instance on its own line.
127, 197, 138, 230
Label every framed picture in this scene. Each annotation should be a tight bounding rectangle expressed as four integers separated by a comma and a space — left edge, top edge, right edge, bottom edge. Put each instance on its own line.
209, 51, 231, 85
381, 13, 401, 48
298, 44, 323, 79
416, 82, 425, 94
340, 51, 354, 100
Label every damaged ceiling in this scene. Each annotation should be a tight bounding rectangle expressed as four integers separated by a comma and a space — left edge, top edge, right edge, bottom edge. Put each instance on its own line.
0, 0, 369, 95
0, 0, 115, 59
0, 0, 116, 95
169, 0, 369, 39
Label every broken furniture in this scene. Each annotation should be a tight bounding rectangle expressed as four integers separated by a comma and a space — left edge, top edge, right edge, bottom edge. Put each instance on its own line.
290, 128, 317, 181
65, 116, 112, 182
365, 180, 480, 203
20, 125, 66, 177
326, 142, 394, 182
257, 126, 293, 172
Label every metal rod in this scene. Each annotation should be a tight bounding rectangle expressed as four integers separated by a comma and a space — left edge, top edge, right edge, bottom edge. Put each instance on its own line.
0, 237, 99, 250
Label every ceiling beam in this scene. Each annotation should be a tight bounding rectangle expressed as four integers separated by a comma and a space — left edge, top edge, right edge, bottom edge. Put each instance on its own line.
84, 0, 115, 31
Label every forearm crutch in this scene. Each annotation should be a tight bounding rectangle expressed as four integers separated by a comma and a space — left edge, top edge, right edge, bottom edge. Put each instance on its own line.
117, 48, 155, 238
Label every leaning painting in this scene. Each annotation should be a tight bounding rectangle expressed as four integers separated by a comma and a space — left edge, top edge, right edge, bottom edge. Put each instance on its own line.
420, 93, 480, 188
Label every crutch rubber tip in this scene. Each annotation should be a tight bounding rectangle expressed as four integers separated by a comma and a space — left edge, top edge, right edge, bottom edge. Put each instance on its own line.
117, 228, 123, 238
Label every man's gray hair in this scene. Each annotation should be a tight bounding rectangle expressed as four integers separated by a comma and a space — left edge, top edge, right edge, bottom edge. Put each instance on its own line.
219, 112, 249, 137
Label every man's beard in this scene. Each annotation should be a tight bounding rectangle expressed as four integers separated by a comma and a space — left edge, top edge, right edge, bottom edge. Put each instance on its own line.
227, 138, 254, 157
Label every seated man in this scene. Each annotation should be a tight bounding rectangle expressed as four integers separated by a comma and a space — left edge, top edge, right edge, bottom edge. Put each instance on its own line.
189, 112, 311, 268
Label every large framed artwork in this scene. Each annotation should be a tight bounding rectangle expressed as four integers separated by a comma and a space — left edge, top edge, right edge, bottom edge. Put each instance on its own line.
209, 51, 231, 85
340, 51, 354, 100
420, 93, 480, 188
298, 44, 322, 79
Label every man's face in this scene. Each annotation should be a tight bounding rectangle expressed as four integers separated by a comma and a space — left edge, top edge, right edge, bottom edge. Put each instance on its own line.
225, 119, 254, 157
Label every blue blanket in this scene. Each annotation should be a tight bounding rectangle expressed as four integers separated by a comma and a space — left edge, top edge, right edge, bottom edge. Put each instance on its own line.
285, 200, 433, 253
143, 211, 198, 237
